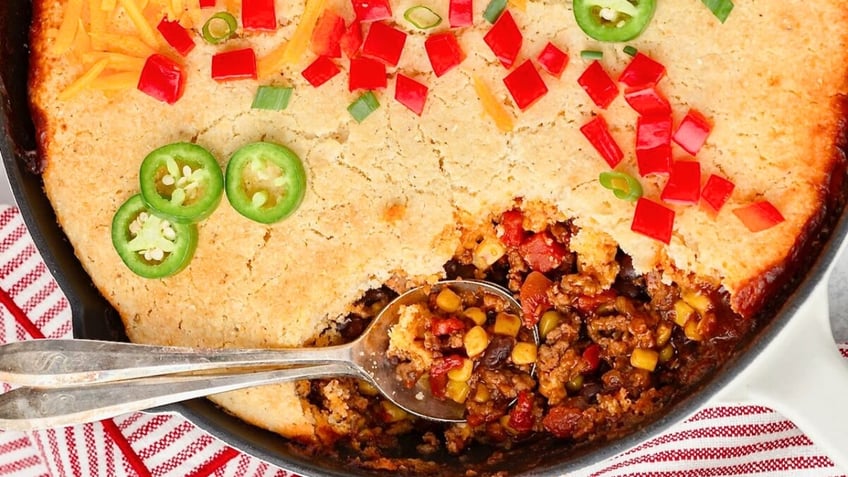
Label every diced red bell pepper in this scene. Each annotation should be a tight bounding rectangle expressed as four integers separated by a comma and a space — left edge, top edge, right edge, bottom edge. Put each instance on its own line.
449, 0, 473, 27
575, 289, 615, 314
211, 48, 257, 81
673, 109, 712, 156
483, 10, 522, 69
519, 231, 565, 273
394, 74, 428, 116
361, 21, 407, 66
577, 60, 618, 109
311, 9, 346, 58
430, 316, 467, 335
631, 198, 675, 244
537, 42, 568, 78
508, 390, 534, 433
498, 209, 525, 247
618, 52, 666, 88
241, 0, 276, 30
582, 343, 601, 371
635, 114, 672, 176
340, 21, 363, 58
301, 55, 341, 87
661, 160, 701, 205
503, 60, 548, 111
580, 115, 623, 168
351, 0, 392, 22
519, 271, 553, 327
624, 83, 670, 116
199, 0, 215, 8
429, 355, 465, 398
424, 32, 465, 77
700, 174, 735, 216
733, 201, 785, 232
156, 18, 195, 57
348, 56, 387, 91
137, 53, 185, 104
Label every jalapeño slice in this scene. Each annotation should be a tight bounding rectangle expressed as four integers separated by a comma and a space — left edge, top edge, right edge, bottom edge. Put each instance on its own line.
112, 194, 198, 278
225, 142, 307, 224
139, 142, 224, 223
573, 0, 657, 43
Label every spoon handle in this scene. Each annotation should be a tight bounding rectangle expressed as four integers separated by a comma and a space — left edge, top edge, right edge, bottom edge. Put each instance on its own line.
0, 363, 352, 431
0, 339, 353, 387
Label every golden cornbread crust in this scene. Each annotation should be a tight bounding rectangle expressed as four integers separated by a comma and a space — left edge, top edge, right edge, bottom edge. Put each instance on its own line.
29, 0, 848, 442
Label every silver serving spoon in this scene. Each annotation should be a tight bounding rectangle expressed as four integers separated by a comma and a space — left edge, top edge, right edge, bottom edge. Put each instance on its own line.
0, 280, 525, 430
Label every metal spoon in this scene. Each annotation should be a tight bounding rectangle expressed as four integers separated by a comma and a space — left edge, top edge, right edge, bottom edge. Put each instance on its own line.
0, 280, 524, 430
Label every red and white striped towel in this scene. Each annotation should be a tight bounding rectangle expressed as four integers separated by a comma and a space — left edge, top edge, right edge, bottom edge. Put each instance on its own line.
0, 204, 845, 477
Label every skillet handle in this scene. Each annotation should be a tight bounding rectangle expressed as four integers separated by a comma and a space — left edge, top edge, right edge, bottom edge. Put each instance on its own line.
716, 282, 848, 473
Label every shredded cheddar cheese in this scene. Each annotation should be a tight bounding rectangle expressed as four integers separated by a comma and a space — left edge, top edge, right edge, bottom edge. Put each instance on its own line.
90, 71, 142, 90
60, 58, 110, 100
82, 52, 147, 71
53, 0, 84, 55
89, 33, 157, 57
257, 41, 291, 79
282, 0, 327, 64
473, 76, 515, 133
117, 0, 160, 48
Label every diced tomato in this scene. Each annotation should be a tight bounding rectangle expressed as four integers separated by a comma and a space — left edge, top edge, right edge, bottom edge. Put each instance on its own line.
542, 406, 583, 438
631, 198, 675, 244
519, 271, 553, 327
661, 160, 701, 205
733, 201, 785, 232
624, 83, 670, 116
519, 231, 565, 273
156, 18, 195, 57
430, 316, 467, 335
580, 115, 623, 168
211, 48, 257, 81
635, 114, 672, 176
311, 9, 346, 58
581, 343, 601, 371
618, 52, 666, 88
348, 56, 387, 91
536, 42, 568, 78
429, 355, 465, 398
673, 109, 712, 156
575, 289, 615, 315
483, 10, 522, 69
301, 55, 341, 87
498, 209, 526, 247
242, 0, 276, 30
449, 0, 473, 27
340, 21, 363, 58
508, 390, 534, 433
137, 54, 185, 104
351, 0, 392, 22
394, 74, 428, 116
362, 21, 407, 66
503, 60, 548, 111
577, 60, 618, 109
700, 174, 735, 216
424, 32, 465, 77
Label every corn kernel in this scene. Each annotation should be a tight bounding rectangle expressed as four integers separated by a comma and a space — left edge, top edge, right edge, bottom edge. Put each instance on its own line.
358, 380, 379, 396
682, 290, 711, 315
464, 325, 490, 357
447, 358, 474, 382
511, 342, 537, 365
472, 236, 507, 270
445, 379, 471, 404
684, 318, 703, 341
464, 306, 487, 326
493, 312, 521, 337
499, 414, 520, 435
538, 310, 561, 339
656, 322, 673, 347
381, 400, 409, 422
658, 344, 675, 363
673, 300, 695, 327
473, 385, 490, 403
436, 287, 462, 313
630, 348, 659, 371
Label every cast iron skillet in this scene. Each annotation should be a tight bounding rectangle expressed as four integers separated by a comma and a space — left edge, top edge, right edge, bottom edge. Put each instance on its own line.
3, 0, 848, 473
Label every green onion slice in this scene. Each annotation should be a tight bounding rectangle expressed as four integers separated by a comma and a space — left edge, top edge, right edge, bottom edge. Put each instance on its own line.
580, 49, 604, 60
599, 171, 643, 201
348, 91, 380, 123
403, 5, 442, 29
482, 0, 507, 24
701, 0, 733, 23
623, 45, 638, 57
202, 12, 238, 44
252, 85, 293, 111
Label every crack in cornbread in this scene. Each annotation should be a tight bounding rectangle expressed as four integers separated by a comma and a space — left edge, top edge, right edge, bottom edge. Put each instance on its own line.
29, 0, 848, 445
